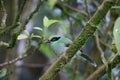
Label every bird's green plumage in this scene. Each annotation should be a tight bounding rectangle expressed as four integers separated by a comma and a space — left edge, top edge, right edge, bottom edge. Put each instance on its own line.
48, 35, 97, 67
49, 35, 72, 54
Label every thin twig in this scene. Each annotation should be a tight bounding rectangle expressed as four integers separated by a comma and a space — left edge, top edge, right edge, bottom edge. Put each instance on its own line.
0, 41, 30, 68
95, 31, 107, 66
56, 2, 88, 17
10, 0, 27, 29
19, 0, 43, 33
9, 1, 44, 48
84, 0, 91, 19
86, 54, 120, 80
0, 0, 27, 35
96, 31, 113, 80
0, 36, 43, 68
86, 65, 106, 80
0, 0, 7, 28
0, 54, 27, 68
56, 4, 84, 28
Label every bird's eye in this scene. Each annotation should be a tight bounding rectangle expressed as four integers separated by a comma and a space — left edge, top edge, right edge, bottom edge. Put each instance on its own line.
51, 37, 61, 41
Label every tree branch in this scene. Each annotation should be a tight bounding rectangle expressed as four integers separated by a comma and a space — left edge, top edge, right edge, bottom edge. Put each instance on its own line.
84, 0, 91, 19
95, 31, 107, 65
86, 54, 120, 80
56, 2, 88, 17
0, 0, 7, 28
3, 0, 44, 48
39, 0, 117, 80
0, 0, 27, 35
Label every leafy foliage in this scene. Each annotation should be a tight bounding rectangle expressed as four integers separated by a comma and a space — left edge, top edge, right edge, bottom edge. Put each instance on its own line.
113, 17, 120, 53
43, 16, 58, 28
17, 34, 29, 40
48, 0, 57, 9
0, 68, 7, 79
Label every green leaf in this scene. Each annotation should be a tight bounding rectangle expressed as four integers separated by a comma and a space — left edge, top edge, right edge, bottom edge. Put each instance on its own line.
33, 27, 43, 31
43, 16, 49, 27
31, 34, 42, 39
40, 44, 54, 57
43, 16, 58, 28
17, 34, 28, 40
112, 6, 120, 9
113, 17, 120, 53
48, 0, 57, 9
0, 68, 7, 78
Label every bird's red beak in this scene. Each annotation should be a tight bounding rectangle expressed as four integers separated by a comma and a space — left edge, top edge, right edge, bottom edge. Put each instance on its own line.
44, 40, 51, 43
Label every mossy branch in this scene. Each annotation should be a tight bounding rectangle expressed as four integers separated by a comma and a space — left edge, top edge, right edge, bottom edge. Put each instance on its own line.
39, 0, 117, 80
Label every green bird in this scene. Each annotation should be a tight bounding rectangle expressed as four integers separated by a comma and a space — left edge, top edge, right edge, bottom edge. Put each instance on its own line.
44, 35, 97, 67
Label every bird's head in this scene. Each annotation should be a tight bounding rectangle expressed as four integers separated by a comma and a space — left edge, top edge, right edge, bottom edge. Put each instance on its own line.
44, 35, 61, 43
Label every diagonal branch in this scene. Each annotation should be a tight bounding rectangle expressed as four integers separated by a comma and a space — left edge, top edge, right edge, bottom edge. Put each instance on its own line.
84, 0, 91, 19
39, 0, 117, 80
0, 36, 43, 68
56, 2, 88, 17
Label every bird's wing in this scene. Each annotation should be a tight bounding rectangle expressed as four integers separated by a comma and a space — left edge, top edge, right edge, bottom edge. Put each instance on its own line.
50, 42, 67, 55
60, 37, 72, 47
